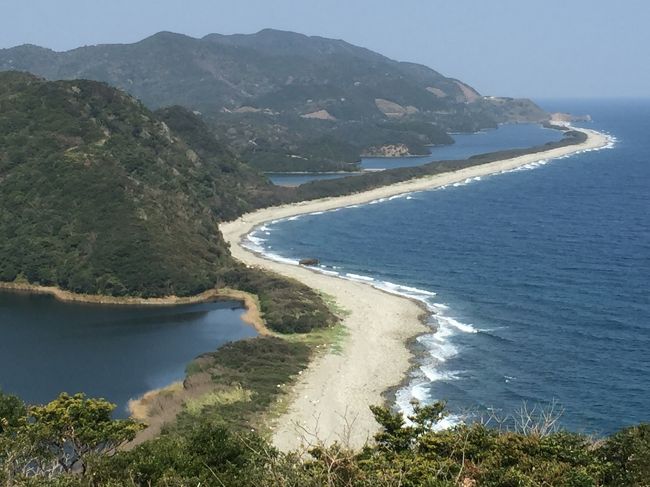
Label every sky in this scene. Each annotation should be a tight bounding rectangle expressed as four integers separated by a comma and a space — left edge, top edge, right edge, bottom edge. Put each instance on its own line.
1, 0, 649, 99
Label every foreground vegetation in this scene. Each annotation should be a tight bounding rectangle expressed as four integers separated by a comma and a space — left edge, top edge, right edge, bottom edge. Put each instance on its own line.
2, 387, 648, 486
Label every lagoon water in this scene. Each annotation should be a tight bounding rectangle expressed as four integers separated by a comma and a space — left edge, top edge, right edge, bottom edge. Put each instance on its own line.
0, 292, 255, 414
266, 172, 361, 187
360, 123, 564, 171
253, 100, 650, 434
267, 123, 564, 186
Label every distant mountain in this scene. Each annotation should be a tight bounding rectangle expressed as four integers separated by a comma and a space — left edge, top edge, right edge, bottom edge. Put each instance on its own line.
0, 30, 548, 171
0, 72, 275, 297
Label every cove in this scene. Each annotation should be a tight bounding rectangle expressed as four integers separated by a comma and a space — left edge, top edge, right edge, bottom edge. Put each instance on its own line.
0, 290, 256, 415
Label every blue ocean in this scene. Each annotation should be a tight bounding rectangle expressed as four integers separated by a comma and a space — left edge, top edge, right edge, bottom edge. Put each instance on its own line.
251, 100, 650, 435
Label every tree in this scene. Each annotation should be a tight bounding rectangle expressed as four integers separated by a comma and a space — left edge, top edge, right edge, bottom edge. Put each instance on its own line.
28, 393, 144, 476
600, 424, 650, 486
0, 391, 29, 486
370, 400, 447, 452
0, 390, 25, 434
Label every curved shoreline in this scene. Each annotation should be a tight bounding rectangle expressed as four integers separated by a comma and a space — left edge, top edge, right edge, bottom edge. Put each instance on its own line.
0, 282, 268, 335
220, 127, 611, 451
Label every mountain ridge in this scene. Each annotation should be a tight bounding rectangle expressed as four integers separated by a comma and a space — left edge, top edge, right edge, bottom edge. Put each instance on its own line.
0, 29, 548, 171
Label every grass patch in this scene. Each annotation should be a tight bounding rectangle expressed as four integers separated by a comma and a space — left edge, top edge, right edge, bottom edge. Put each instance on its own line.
220, 264, 339, 334
171, 337, 312, 436
320, 291, 352, 318
184, 386, 253, 416
283, 322, 348, 356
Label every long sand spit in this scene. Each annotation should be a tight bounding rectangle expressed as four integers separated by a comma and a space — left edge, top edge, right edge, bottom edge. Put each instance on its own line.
220, 127, 610, 451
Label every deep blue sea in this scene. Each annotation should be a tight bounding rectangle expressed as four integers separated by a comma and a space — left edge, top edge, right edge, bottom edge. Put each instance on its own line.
251, 100, 650, 435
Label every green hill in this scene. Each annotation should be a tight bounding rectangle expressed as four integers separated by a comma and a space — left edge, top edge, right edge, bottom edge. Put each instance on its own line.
0, 30, 549, 171
0, 72, 269, 297
0, 72, 576, 302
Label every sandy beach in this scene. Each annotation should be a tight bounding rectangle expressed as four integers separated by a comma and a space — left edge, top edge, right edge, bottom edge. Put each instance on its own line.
220, 127, 610, 451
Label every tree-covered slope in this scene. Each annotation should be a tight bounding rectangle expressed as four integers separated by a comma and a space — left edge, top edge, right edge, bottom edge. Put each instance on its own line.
0, 30, 549, 171
0, 72, 271, 297
0, 30, 496, 117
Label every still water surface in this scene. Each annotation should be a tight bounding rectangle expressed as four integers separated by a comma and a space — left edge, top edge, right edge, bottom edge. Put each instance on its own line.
0, 291, 255, 414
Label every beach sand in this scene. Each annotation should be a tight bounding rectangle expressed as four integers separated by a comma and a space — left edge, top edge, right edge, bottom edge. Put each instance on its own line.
220, 127, 610, 451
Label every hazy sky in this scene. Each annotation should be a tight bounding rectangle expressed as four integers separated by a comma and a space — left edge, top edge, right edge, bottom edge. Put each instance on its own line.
1, 0, 648, 98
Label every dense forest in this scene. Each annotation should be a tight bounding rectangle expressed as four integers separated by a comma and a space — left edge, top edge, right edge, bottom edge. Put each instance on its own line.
0, 72, 335, 334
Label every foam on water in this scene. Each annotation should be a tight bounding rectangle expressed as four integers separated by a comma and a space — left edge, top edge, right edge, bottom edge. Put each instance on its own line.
245, 233, 266, 251
247, 219, 476, 426
388, 193, 408, 201
437, 315, 479, 334
249, 216, 487, 427
344, 273, 375, 282
242, 126, 621, 429
317, 269, 340, 277
375, 280, 437, 298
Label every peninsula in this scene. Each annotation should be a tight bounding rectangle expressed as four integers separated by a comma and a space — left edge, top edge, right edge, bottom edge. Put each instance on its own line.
221, 126, 610, 450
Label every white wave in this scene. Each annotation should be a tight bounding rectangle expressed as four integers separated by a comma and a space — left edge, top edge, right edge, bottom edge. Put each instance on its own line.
246, 220, 476, 430
436, 315, 478, 334
434, 415, 462, 431
245, 233, 267, 250
287, 215, 302, 221
420, 364, 461, 383
417, 333, 458, 363
317, 269, 340, 277
309, 211, 325, 216
368, 197, 388, 205
375, 280, 437, 299
502, 159, 550, 174
451, 176, 481, 187
344, 273, 375, 282
261, 252, 300, 265
395, 380, 429, 414
395, 382, 462, 430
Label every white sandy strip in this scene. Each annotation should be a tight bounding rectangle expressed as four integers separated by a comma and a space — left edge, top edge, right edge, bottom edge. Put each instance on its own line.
220, 128, 610, 451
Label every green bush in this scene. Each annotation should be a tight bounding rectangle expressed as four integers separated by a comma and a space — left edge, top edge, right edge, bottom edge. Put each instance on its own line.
220, 264, 337, 333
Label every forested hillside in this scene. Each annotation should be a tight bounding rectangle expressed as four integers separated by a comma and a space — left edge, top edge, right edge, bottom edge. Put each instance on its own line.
0, 30, 549, 171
